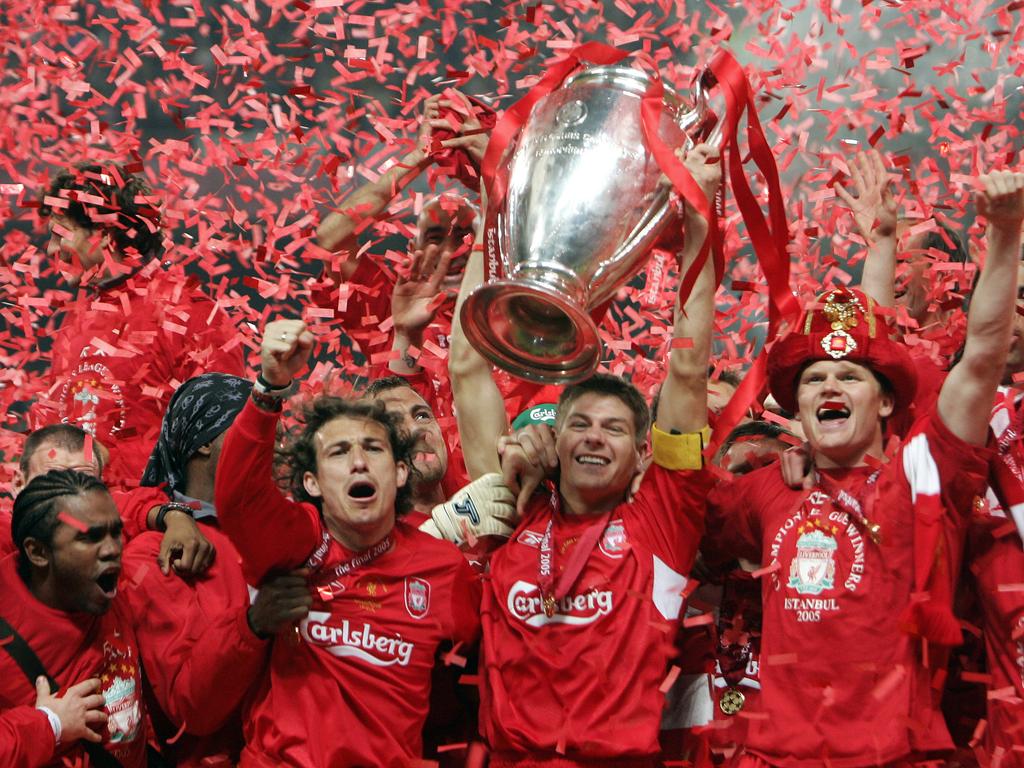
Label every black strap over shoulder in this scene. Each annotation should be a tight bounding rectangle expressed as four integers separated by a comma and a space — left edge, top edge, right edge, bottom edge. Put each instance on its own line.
0, 615, 127, 768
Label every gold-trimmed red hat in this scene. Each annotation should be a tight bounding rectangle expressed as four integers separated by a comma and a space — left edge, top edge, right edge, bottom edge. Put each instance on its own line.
767, 287, 917, 414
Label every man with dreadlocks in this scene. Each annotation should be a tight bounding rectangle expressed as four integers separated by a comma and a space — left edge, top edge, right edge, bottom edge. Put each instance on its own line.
0, 469, 148, 766
34, 164, 244, 487
214, 319, 481, 767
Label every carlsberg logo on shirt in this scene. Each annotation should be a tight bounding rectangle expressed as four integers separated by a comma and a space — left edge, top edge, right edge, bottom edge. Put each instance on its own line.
300, 612, 414, 666
507, 580, 613, 627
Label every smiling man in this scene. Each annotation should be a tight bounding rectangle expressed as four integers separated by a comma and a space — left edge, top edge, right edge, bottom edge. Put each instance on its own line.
0, 470, 149, 767
704, 170, 1024, 767
475, 144, 721, 767
213, 319, 481, 768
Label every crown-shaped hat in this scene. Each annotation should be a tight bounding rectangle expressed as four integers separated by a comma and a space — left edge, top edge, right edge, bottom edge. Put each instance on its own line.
767, 287, 917, 414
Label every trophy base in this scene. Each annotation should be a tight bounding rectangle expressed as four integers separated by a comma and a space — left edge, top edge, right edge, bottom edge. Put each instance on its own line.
460, 280, 601, 385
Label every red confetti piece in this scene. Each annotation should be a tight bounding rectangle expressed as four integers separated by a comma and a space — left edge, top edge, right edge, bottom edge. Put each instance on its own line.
658, 665, 681, 694
58, 512, 88, 533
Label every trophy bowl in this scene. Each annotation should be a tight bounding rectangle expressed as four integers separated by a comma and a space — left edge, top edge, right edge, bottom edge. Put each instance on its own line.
462, 64, 712, 384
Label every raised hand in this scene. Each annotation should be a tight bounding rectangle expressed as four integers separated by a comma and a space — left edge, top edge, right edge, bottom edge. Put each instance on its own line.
834, 148, 897, 242
260, 319, 315, 387
977, 170, 1024, 230
432, 90, 491, 168
391, 244, 454, 337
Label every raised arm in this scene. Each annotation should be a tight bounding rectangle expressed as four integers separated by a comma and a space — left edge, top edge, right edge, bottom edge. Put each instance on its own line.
214, 319, 322, 582
446, 116, 508, 479
449, 191, 508, 478
315, 96, 439, 280
836, 148, 898, 307
655, 143, 722, 436
938, 171, 1024, 445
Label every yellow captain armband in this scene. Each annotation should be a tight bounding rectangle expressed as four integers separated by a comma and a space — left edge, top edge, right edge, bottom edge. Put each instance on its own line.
651, 424, 710, 470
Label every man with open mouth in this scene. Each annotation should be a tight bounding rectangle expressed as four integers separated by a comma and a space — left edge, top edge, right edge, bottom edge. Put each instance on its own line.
214, 318, 481, 767
703, 170, 1024, 767
0, 469, 148, 766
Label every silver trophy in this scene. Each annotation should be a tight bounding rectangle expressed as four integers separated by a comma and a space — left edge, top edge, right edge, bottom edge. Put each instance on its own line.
461, 64, 719, 384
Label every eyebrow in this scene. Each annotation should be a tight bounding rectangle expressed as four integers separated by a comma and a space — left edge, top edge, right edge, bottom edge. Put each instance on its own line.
81, 521, 123, 538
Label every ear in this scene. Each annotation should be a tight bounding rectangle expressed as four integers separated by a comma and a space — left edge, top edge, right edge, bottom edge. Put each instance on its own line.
11, 469, 26, 496
395, 461, 409, 490
879, 391, 895, 420
302, 471, 323, 500
194, 441, 214, 458
22, 538, 51, 570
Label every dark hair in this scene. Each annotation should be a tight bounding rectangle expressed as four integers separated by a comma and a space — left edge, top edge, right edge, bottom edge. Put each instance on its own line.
362, 376, 416, 400
20, 424, 102, 476
275, 397, 417, 516
39, 164, 163, 260
720, 420, 796, 455
918, 223, 968, 265
12, 470, 108, 572
556, 373, 650, 446
713, 367, 743, 390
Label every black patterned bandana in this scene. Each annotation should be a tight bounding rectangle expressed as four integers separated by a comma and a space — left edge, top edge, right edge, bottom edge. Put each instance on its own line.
140, 373, 251, 493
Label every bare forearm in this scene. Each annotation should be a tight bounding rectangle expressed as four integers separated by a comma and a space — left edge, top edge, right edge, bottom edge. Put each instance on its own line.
658, 219, 714, 434
451, 212, 507, 477
860, 233, 897, 307
389, 329, 424, 375
964, 224, 1021, 356
316, 149, 428, 254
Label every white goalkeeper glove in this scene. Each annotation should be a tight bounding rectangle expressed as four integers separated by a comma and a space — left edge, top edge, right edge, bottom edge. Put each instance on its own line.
420, 473, 517, 546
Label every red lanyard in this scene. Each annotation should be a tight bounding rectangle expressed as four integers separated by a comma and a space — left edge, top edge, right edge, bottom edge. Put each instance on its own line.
311, 533, 394, 599
814, 469, 882, 545
538, 502, 612, 618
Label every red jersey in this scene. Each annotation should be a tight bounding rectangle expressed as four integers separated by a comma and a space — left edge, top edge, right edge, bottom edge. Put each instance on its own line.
0, 555, 149, 768
480, 458, 712, 763
215, 399, 482, 767
34, 263, 245, 487
121, 523, 268, 767
968, 390, 1024, 765
0, 706, 57, 768
705, 409, 990, 767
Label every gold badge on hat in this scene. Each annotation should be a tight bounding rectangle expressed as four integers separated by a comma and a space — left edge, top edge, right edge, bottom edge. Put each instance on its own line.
819, 291, 862, 360
719, 688, 745, 715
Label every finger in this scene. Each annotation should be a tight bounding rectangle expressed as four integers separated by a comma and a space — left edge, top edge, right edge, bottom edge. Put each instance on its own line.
85, 710, 109, 724
82, 725, 106, 743
406, 247, 428, 282
542, 426, 558, 468
156, 542, 172, 576
421, 243, 442, 281
516, 433, 543, 466
502, 462, 522, 496
833, 183, 855, 208
517, 475, 541, 517
847, 156, 865, 194
173, 539, 198, 574
197, 542, 216, 574
265, 575, 310, 589
64, 678, 101, 697
82, 693, 108, 710
429, 249, 454, 288
34, 676, 49, 701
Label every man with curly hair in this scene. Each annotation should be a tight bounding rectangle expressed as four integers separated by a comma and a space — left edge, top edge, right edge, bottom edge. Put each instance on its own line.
34, 164, 244, 487
214, 318, 481, 768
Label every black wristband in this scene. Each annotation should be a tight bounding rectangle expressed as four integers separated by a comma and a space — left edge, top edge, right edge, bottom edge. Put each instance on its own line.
155, 502, 195, 532
251, 388, 285, 413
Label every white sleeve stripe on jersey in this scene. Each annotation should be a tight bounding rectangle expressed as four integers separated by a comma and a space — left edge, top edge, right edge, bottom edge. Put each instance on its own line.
651, 554, 687, 621
902, 432, 940, 499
